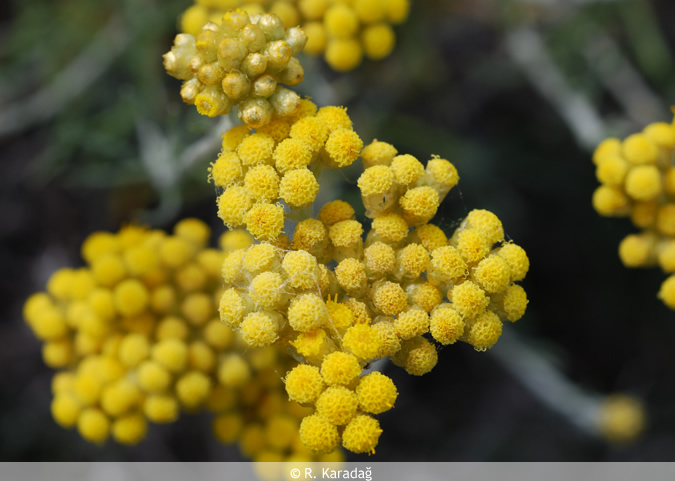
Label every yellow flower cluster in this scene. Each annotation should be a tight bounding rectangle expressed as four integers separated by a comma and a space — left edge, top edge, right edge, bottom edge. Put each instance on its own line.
164, 10, 306, 127
180, 0, 410, 72
22, 220, 344, 462
214, 129, 529, 454
591, 118, 675, 309
210, 98, 363, 241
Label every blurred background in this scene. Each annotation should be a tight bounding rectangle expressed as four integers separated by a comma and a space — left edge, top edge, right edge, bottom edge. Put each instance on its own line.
2, 0, 675, 462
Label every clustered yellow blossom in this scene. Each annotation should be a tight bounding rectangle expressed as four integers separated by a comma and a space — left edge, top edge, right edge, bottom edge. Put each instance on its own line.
180, 0, 410, 72
597, 394, 646, 444
591, 116, 675, 309
164, 10, 306, 127
215, 129, 529, 454
23, 219, 345, 462
210, 98, 363, 241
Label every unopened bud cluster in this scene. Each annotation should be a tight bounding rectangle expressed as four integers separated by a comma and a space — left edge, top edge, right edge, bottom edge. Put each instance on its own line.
591, 117, 675, 309
22, 220, 343, 462
164, 10, 307, 128
210, 99, 363, 241
180, 0, 410, 72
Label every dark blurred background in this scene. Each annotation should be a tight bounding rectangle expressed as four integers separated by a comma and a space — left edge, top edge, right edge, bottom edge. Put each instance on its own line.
2, 0, 675, 462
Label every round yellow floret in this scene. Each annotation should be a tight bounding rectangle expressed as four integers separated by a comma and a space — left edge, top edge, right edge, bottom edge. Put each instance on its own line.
279, 168, 320, 207
288, 294, 328, 332
144, 394, 179, 423
397, 337, 438, 376
625, 165, 662, 201
137, 360, 172, 392
100, 379, 141, 417
371, 213, 409, 244
30, 308, 68, 341
221, 125, 250, 153
240, 311, 280, 346
430, 304, 465, 345
356, 371, 398, 414
282, 250, 319, 289
657, 204, 675, 236
335, 258, 367, 293
592, 185, 630, 217
596, 155, 628, 186
113, 413, 148, 445
618, 234, 654, 268
361, 140, 397, 168
219, 288, 248, 326
285, 364, 325, 404
399, 186, 440, 226
159, 236, 193, 269
152, 338, 188, 373
243, 243, 280, 277
329, 220, 363, 248
212, 412, 243, 444
465, 310, 502, 351
176, 371, 211, 408
316, 385, 358, 425
326, 299, 356, 330
218, 354, 251, 387
318, 200, 355, 226
364, 242, 396, 277
237, 133, 275, 166
210, 152, 243, 189
409, 282, 443, 312
321, 351, 362, 386
51, 393, 81, 428
249, 272, 284, 309
220, 229, 254, 253
325, 38, 363, 72
217, 186, 254, 228
273, 137, 313, 173
644, 122, 675, 148
623, 133, 659, 164
371, 320, 401, 358
358, 165, 394, 196
472, 255, 511, 293
411, 224, 448, 252
455, 229, 491, 265
42, 339, 73, 368
265, 414, 298, 450
244, 165, 280, 202
342, 414, 382, 454
497, 243, 529, 282
658, 274, 675, 309
304, 21, 327, 54
47, 268, 75, 300
342, 323, 382, 361
324, 128, 363, 168
363, 23, 395, 60
394, 308, 429, 340
91, 255, 126, 287
397, 243, 429, 278
245, 203, 285, 241
118, 333, 150, 367
292, 219, 328, 252
390, 154, 424, 186
324, 4, 359, 38
77, 408, 110, 444
372, 281, 408, 316
289, 116, 329, 152
82, 232, 118, 263
291, 328, 335, 363
386, 0, 410, 23
426, 156, 459, 195
499, 284, 528, 322
658, 240, 675, 272
428, 245, 467, 284
181, 292, 212, 325
299, 414, 340, 454
113, 279, 149, 317
465, 209, 504, 246
451, 281, 488, 319
597, 394, 646, 443
593, 137, 622, 165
